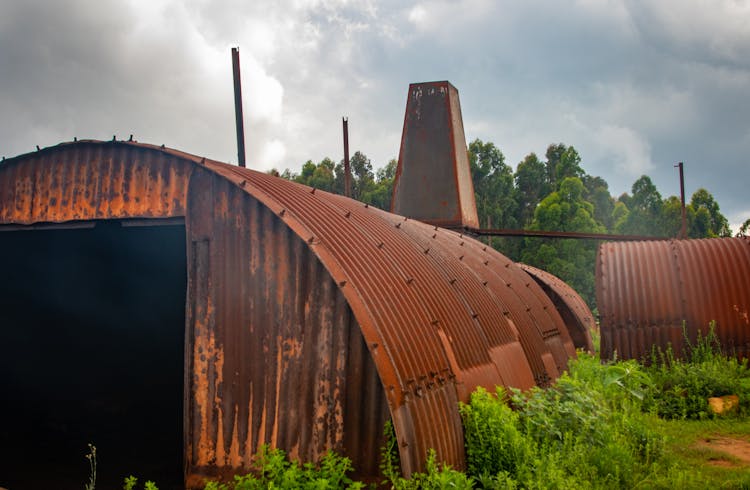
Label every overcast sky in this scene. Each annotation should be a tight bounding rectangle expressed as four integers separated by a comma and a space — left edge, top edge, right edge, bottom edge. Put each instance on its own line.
1, 0, 748, 230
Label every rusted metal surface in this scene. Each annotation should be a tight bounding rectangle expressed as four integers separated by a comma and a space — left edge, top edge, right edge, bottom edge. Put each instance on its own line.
597, 237, 750, 360
213, 167, 576, 474
675, 162, 687, 239
1, 140, 577, 485
518, 264, 595, 353
231, 47, 246, 167
0, 141, 191, 223
342, 117, 351, 198
391, 81, 479, 228
184, 168, 389, 483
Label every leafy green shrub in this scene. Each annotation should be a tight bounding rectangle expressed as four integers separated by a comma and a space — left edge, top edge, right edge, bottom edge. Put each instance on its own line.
123, 477, 159, 490
460, 387, 530, 480
461, 355, 666, 489
201, 445, 363, 489
644, 323, 750, 419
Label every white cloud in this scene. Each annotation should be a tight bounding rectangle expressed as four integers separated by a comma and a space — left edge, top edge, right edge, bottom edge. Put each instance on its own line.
257, 139, 287, 171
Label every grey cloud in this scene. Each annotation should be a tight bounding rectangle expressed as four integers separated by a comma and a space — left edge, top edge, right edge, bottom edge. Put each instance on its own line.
1, 0, 748, 228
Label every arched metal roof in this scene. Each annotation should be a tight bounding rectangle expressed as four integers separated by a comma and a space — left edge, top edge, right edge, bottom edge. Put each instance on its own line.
0, 140, 576, 476
518, 263, 595, 353
597, 237, 750, 360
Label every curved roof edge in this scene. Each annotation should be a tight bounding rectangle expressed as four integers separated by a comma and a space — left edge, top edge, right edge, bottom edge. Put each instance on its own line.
518, 263, 595, 353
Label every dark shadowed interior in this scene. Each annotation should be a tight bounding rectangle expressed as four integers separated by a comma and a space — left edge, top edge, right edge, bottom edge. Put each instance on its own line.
0, 220, 186, 489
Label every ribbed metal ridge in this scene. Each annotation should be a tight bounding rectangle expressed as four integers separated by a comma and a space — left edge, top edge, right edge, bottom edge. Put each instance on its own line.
597, 237, 750, 360
518, 263, 595, 353
0, 140, 577, 481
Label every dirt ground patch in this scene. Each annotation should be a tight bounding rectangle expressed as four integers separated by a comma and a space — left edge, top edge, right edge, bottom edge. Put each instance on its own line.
697, 436, 750, 466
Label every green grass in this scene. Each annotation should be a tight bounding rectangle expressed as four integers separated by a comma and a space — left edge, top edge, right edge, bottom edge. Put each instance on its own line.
652, 418, 750, 488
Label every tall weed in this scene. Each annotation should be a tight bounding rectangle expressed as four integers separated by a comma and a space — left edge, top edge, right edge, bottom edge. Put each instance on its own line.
644, 323, 750, 419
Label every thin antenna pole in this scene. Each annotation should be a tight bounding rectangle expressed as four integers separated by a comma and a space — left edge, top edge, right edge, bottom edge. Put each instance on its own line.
342, 117, 351, 197
232, 47, 246, 167
675, 162, 687, 239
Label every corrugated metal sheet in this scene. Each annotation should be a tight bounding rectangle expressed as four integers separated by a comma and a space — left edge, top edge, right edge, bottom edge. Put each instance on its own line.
597, 238, 750, 360
0, 142, 191, 223
0, 140, 577, 485
185, 171, 388, 483
519, 263, 595, 353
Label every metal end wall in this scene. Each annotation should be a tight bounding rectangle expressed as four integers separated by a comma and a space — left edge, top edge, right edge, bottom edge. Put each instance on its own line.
391, 81, 479, 228
519, 264, 595, 353
1, 140, 577, 484
597, 238, 750, 360
0, 142, 190, 223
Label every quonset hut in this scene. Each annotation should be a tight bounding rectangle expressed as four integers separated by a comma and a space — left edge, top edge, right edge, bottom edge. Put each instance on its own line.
597, 238, 750, 361
0, 139, 577, 488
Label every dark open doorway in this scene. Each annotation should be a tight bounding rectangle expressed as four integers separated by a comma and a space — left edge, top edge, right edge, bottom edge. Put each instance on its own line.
0, 220, 187, 489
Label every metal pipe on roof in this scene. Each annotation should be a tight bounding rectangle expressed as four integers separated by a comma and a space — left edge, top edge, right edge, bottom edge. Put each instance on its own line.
463, 227, 662, 241
231, 47, 246, 168
675, 162, 687, 239
343, 117, 351, 197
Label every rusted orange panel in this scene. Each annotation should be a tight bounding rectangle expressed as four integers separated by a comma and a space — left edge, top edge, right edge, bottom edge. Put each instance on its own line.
391, 81, 479, 228
184, 173, 389, 484
0, 142, 191, 224
597, 237, 750, 360
519, 263, 595, 353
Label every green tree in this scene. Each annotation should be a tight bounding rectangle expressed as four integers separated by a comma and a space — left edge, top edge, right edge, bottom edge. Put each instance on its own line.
611, 201, 629, 232
295, 160, 317, 185
334, 151, 375, 201
361, 158, 397, 211
468, 139, 518, 230
514, 152, 547, 227
544, 143, 583, 190
688, 188, 731, 238
661, 195, 691, 238
309, 157, 335, 192
468, 139, 520, 257
737, 218, 750, 237
614, 176, 666, 237
582, 175, 615, 231
521, 177, 605, 307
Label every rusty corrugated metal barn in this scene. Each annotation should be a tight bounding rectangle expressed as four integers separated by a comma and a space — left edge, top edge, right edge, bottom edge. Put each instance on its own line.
597, 238, 750, 361
0, 140, 578, 488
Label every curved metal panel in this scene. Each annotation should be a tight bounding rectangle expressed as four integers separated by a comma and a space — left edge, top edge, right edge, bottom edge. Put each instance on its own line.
0, 141, 191, 224
518, 264, 595, 353
184, 174, 389, 483
0, 140, 577, 481
597, 238, 750, 360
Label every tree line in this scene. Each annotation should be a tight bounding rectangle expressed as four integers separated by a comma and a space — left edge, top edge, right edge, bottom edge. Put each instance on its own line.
273, 140, 739, 309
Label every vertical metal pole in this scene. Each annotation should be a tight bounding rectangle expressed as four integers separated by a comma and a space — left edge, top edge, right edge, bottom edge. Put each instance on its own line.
342, 117, 351, 197
486, 213, 493, 248
232, 47, 246, 168
676, 162, 687, 239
